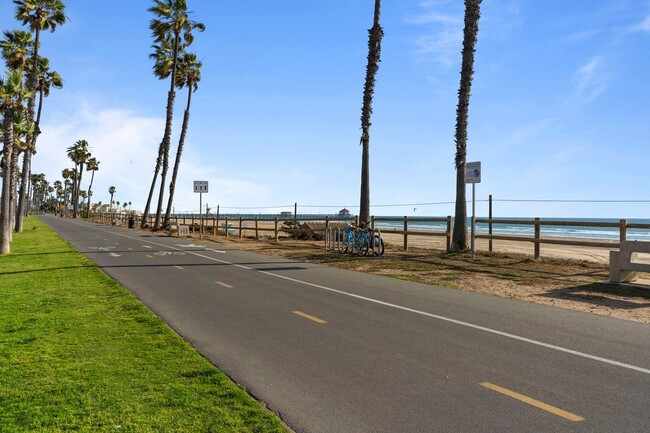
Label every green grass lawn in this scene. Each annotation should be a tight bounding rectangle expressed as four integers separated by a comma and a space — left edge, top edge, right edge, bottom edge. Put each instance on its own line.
0, 217, 287, 433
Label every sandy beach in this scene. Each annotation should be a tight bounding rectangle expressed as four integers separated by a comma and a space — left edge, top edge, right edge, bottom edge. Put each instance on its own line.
207, 219, 616, 263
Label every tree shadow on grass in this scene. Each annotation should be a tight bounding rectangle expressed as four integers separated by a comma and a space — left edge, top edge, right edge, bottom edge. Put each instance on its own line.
1, 265, 96, 276
538, 282, 650, 310
9, 251, 78, 257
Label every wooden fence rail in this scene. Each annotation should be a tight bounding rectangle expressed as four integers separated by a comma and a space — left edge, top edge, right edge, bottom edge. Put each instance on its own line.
90, 213, 650, 260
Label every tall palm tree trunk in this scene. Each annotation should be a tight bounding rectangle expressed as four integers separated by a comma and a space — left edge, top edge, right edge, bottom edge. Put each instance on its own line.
9, 147, 21, 241
450, 0, 482, 252
75, 165, 83, 218
16, 86, 44, 231
14, 15, 42, 230
141, 140, 164, 227
359, 0, 383, 225
164, 87, 192, 227
1, 112, 15, 254
154, 88, 175, 229
87, 170, 95, 214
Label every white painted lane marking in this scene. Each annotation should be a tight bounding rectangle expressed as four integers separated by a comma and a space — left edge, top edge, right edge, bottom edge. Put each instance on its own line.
108, 253, 122, 257
63, 219, 650, 376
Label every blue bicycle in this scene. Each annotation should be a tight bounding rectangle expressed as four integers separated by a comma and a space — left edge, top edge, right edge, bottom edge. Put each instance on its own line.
342, 224, 384, 256
342, 224, 369, 256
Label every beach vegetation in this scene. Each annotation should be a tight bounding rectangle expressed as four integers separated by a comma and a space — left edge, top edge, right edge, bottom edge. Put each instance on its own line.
451, 0, 482, 252
358, 0, 384, 225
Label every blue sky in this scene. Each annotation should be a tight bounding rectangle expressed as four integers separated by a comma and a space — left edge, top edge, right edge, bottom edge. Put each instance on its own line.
1, 0, 649, 218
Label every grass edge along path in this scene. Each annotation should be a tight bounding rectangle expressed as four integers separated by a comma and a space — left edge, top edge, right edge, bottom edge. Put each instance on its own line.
0, 217, 289, 433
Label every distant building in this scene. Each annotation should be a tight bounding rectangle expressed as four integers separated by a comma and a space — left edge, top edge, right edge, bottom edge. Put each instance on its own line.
280, 211, 293, 218
338, 208, 350, 216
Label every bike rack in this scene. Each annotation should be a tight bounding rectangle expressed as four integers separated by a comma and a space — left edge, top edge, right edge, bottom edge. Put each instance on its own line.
325, 226, 341, 252
325, 226, 331, 250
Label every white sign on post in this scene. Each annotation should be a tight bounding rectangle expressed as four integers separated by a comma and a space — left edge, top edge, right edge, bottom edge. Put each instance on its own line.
465, 161, 481, 184
465, 161, 481, 260
194, 181, 209, 193
193, 181, 208, 239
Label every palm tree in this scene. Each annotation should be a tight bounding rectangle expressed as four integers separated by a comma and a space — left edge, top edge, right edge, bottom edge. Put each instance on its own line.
79, 189, 87, 208
60, 167, 73, 212
16, 56, 62, 230
0, 29, 33, 70
14, 0, 66, 225
358, 0, 384, 225
163, 51, 201, 227
53, 179, 61, 209
108, 186, 116, 210
1, 30, 33, 233
66, 139, 89, 218
85, 157, 99, 215
450, 0, 482, 252
1, 69, 31, 254
143, 0, 204, 230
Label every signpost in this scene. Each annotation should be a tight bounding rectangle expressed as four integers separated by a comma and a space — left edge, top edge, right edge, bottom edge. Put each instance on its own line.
193, 181, 208, 239
465, 161, 481, 260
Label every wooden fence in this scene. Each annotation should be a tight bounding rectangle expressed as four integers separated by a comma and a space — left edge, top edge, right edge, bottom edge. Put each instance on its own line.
91, 213, 650, 260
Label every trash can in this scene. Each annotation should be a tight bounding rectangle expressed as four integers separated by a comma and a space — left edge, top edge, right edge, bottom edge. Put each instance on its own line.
128, 214, 136, 229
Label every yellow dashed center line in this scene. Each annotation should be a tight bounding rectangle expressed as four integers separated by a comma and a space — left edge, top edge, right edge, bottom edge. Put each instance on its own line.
174, 266, 184, 270
480, 382, 584, 422
127, 247, 133, 251
292, 311, 326, 324
215, 281, 233, 288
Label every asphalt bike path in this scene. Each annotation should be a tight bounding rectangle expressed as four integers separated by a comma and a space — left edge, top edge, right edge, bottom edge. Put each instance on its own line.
42, 216, 650, 433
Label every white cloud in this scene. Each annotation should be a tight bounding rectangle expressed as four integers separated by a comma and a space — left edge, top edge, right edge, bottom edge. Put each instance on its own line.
32, 99, 273, 214
33, 103, 160, 210
572, 56, 608, 101
638, 15, 650, 32
405, 1, 463, 66
405, 12, 461, 26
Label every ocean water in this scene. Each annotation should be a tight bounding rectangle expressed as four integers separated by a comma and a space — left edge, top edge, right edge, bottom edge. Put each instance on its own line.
373, 217, 650, 242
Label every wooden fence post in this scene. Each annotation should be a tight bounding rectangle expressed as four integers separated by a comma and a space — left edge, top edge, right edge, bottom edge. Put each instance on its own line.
488, 194, 493, 252
534, 217, 541, 260
224, 217, 229, 238
620, 219, 627, 244
239, 218, 243, 239
212, 217, 216, 235
275, 217, 279, 242
325, 216, 330, 239
403, 216, 408, 251
371, 215, 375, 230
255, 218, 259, 240
446, 216, 452, 252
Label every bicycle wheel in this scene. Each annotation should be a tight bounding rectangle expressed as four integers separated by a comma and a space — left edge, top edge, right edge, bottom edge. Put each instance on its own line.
371, 236, 384, 256
342, 240, 350, 254
357, 237, 369, 256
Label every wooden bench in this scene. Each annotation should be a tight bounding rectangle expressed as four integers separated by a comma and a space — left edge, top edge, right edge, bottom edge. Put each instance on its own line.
609, 241, 650, 283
